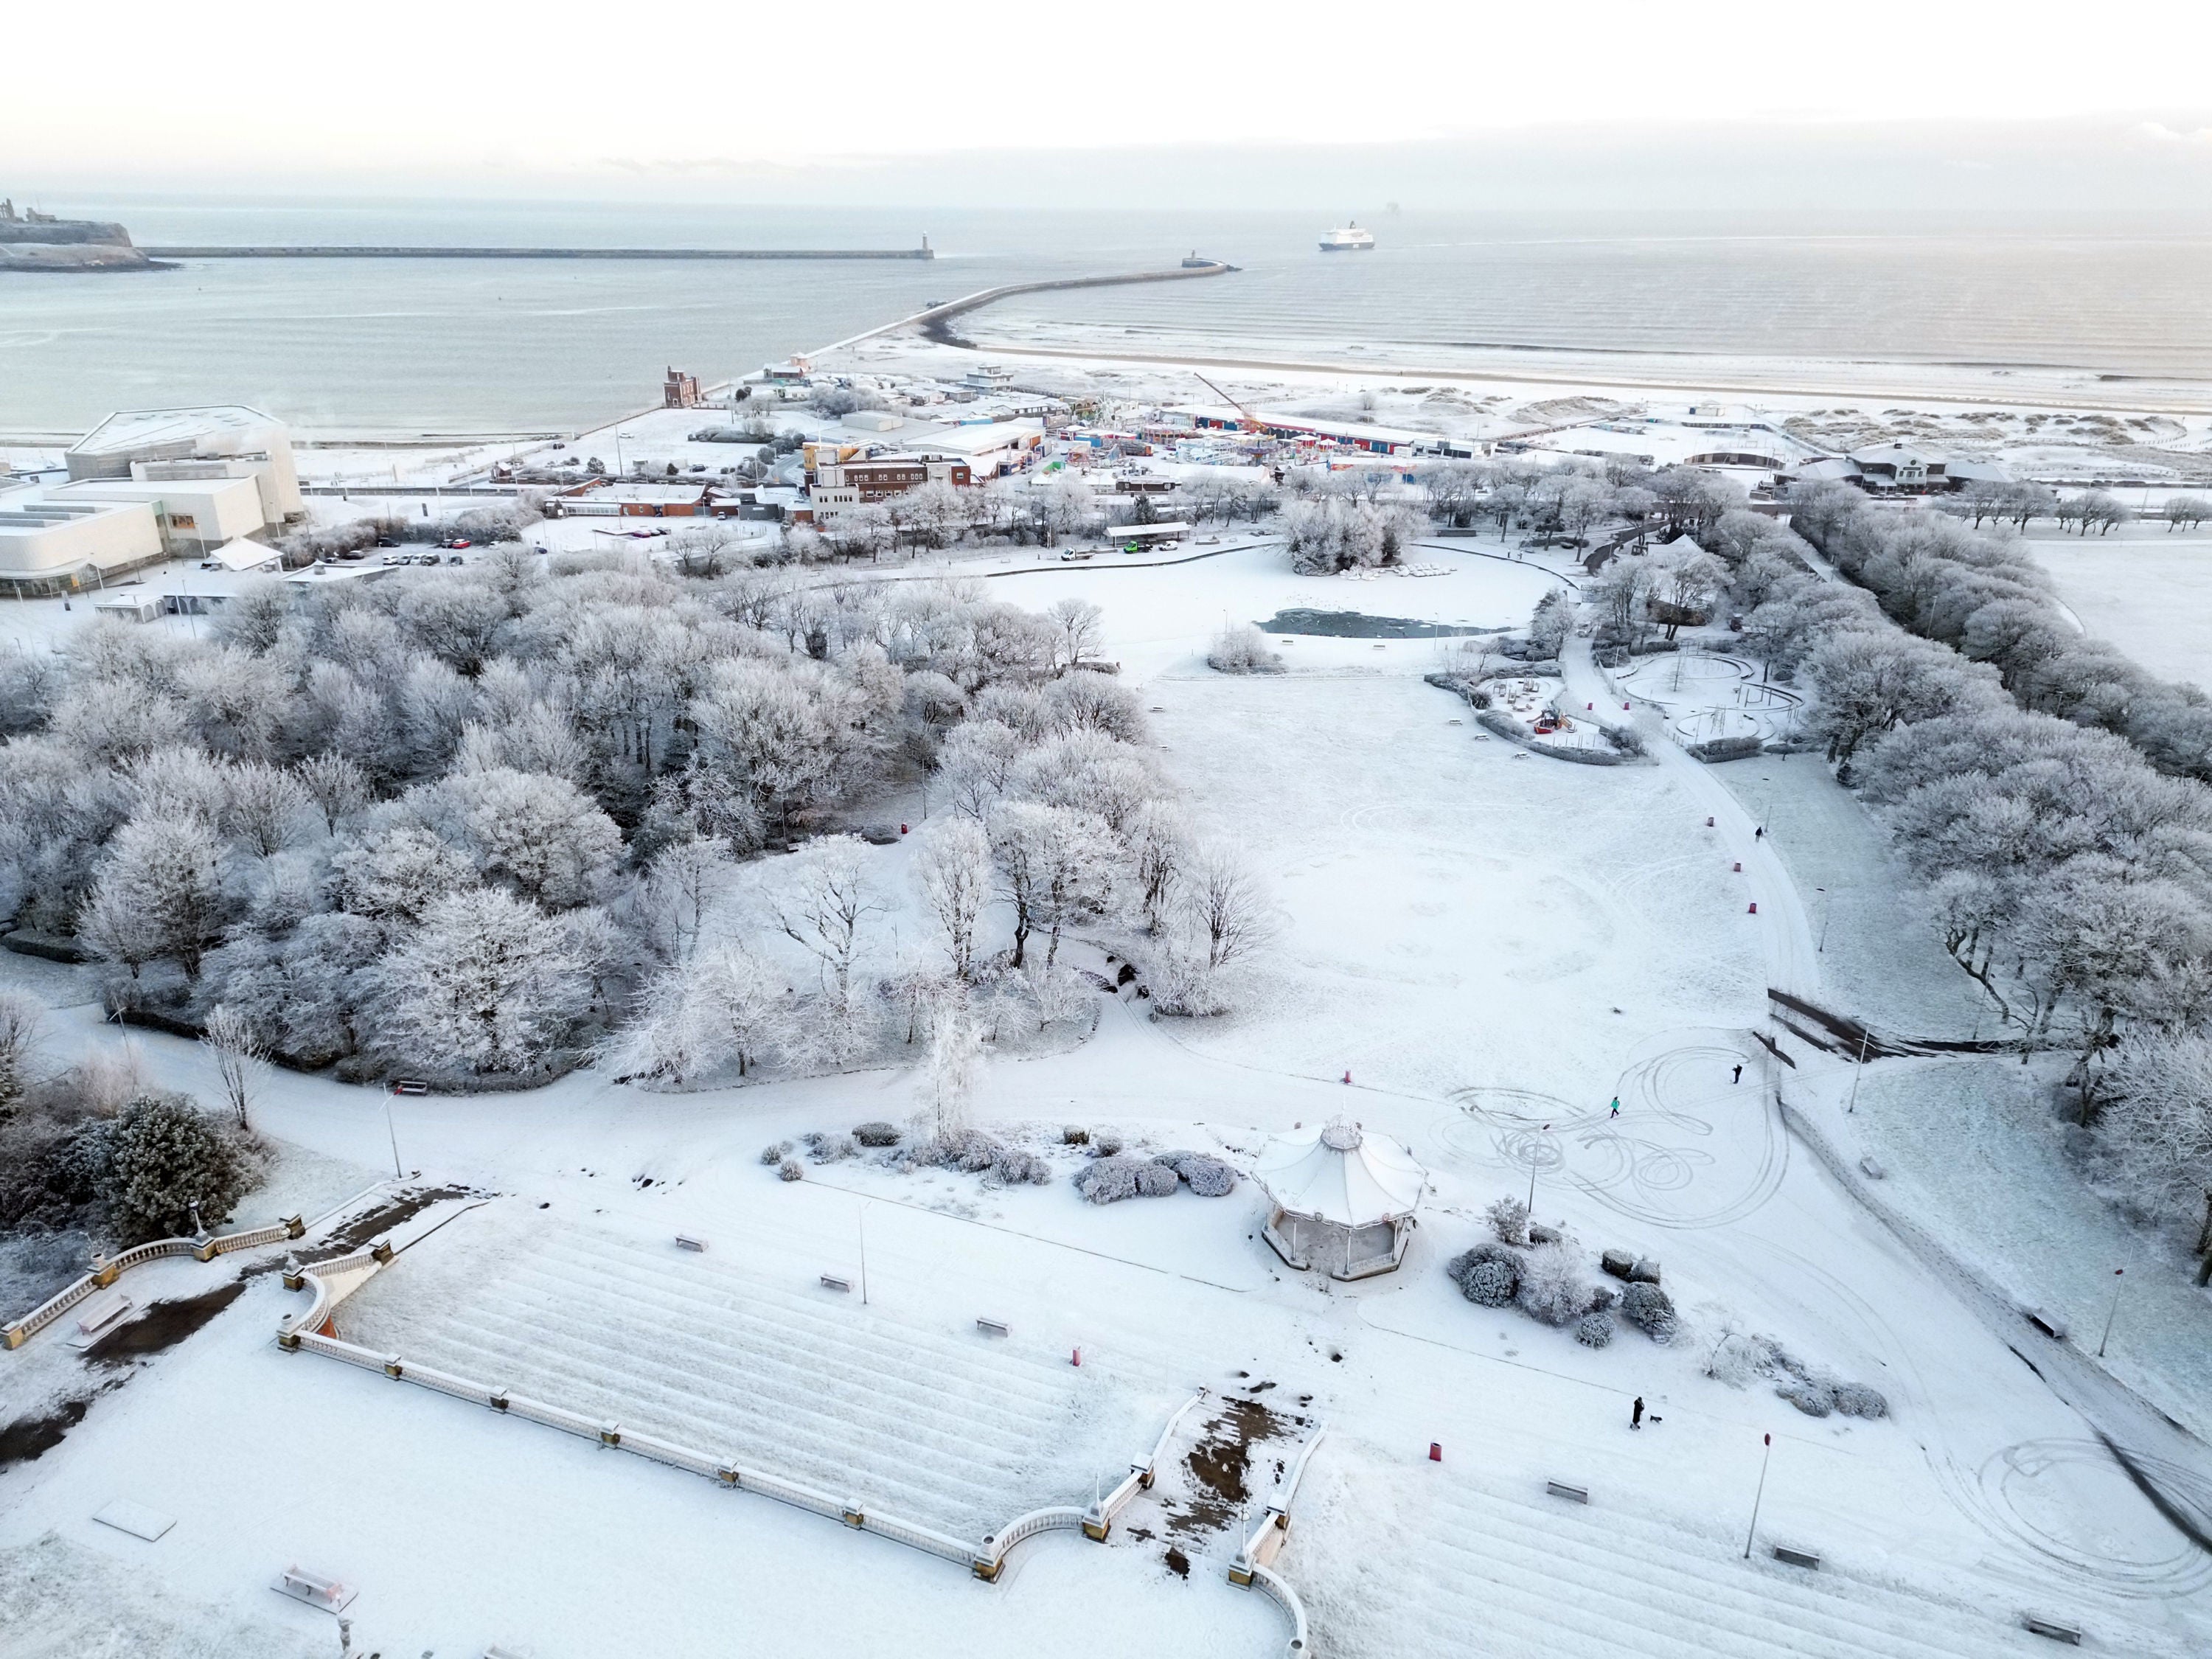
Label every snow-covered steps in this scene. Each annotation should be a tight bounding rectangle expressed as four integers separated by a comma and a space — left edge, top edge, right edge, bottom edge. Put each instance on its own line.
334, 1208, 1175, 1540
1287, 1456, 2154, 1659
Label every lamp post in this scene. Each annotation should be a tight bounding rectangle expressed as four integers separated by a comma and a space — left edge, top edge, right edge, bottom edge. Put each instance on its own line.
1743, 1432, 1772, 1559
2098, 1267, 2125, 1357
1846, 1028, 1871, 1114
383, 1086, 403, 1180
1526, 1123, 1551, 1217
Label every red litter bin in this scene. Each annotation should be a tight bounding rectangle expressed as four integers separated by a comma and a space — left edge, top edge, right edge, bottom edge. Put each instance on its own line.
1428, 1442, 1442, 1463
1748, 902, 1759, 914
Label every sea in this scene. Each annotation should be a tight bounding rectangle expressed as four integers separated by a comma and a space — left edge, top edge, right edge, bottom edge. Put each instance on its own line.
4, 198, 2211, 435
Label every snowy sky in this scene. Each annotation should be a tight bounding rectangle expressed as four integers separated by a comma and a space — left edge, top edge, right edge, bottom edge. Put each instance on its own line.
10, 0, 2212, 204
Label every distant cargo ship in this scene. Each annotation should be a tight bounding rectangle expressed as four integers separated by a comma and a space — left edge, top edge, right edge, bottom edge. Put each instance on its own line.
1319, 223, 1375, 252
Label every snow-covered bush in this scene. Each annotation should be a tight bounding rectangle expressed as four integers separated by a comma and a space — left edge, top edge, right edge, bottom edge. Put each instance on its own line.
1446, 1241, 1523, 1307
904, 1128, 1051, 1187
985, 1149, 1051, 1187
777, 1158, 804, 1183
852, 1121, 901, 1147
1075, 1153, 1179, 1203
1484, 1195, 1529, 1245
1206, 625, 1284, 675
1619, 1281, 1678, 1342
1061, 1124, 1091, 1146
1777, 1379, 1834, 1417
1517, 1240, 1594, 1327
1075, 1156, 1138, 1204
759, 1141, 793, 1166
1703, 1329, 1779, 1389
804, 1132, 858, 1164
1157, 1150, 1237, 1196
1831, 1382, 1889, 1420
1091, 1133, 1124, 1158
1575, 1312, 1615, 1349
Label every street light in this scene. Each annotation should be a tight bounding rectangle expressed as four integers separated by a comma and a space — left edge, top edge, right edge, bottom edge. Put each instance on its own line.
2098, 1267, 2125, 1357
1526, 1123, 1551, 1217
383, 1085, 403, 1180
1815, 887, 1831, 953
1743, 1432, 1773, 1559
1846, 1028, 1872, 1113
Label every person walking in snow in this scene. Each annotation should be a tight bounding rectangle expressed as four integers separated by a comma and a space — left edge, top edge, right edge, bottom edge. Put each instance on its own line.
1631, 1397, 1645, 1430
1608, 1096, 1620, 1119
1754, 825, 1764, 841
1731, 1063, 1743, 1085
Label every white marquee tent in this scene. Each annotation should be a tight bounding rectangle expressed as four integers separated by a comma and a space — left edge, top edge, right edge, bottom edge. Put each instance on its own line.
1253, 1121, 1427, 1280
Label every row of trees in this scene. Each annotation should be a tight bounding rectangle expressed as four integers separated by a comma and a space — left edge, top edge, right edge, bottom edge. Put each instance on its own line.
1951, 479, 2211, 536
1707, 499, 2212, 1280
1790, 483, 2212, 784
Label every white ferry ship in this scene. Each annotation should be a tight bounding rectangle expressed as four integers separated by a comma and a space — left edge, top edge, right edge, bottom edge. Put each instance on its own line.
1319, 223, 1376, 252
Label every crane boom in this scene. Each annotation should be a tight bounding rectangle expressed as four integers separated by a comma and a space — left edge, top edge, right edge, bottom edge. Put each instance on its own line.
1193, 372, 1265, 434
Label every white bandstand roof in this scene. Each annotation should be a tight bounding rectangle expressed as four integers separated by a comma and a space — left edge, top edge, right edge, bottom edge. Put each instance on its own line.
1253, 1121, 1426, 1228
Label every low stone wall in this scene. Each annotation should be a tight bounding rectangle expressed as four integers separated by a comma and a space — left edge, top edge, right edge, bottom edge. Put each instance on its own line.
4, 1214, 304, 1349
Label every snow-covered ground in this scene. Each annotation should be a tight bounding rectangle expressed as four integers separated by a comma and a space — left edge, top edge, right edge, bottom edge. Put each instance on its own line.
2017, 525, 2212, 686
7, 526, 2212, 1659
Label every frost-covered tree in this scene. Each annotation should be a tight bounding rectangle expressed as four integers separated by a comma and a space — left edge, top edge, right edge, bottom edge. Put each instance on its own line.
1177, 841, 1276, 980
223, 761, 315, 858
1021, 961, 1091, 1029
431, 767, 622, 908
1044, 598, 1105, 671
100, 1094, 253, 1243
78, 813, 228, 985
0, 990, 46, 1116
1124, 800, 1188, 934
914, 817, 991, 981
775, 835, 883, 1006
989, 801, 1116, 968
919, 1006, 984, 1138
615, 943, 790, 1084
641, 836, 734, 963
200, 1003, 270, 1130
378, 886, 588, 1075
1646, 543, 1728, 640
1528, 591, 1573, 658
1154, 841, 1276, 1015
2098, 1034, 2212, 1283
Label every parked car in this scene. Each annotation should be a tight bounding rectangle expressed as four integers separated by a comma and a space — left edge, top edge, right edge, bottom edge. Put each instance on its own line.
380, 554, 407, 566
375, 537, 401, 549
198, 560, 220, 571
446, 554, 465, 565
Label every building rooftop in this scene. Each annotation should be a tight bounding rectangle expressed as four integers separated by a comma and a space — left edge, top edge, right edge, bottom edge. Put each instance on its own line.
69, 405, 285, 459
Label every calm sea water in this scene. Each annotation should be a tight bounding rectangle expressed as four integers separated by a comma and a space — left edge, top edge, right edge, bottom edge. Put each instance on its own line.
4, 200, 2208, 433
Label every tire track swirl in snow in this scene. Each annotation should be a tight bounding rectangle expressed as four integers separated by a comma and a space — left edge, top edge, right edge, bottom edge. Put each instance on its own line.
1440, 1045, 1784, 1231
1972, 1439, 2212, 1595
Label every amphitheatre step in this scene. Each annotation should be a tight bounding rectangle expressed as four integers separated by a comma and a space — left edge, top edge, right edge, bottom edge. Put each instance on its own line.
337, 1212, 1175, 1540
